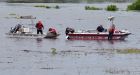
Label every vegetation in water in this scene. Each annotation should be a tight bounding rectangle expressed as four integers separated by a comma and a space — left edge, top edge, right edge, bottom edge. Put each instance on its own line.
85, 6, 102, 10
34, 5, 60, 9
7, 0, 45, 3
8, 13, 16, 15
105, 68, 130, 74
55, 5, 60, 9
51, 48, 57, 55
94, 48, 140, 54
34, 5, 49, 8
127, 0, 140, 10
106, 5, 118, 11
117, 49, 140, 54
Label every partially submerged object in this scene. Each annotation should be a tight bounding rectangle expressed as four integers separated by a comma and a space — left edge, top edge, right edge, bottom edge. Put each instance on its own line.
17, 15, 36, 19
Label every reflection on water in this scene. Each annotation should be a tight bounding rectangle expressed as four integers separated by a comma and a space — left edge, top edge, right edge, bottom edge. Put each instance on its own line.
36, 38, 43, 47
36, 38, 43, 42
96, 40, 127, 45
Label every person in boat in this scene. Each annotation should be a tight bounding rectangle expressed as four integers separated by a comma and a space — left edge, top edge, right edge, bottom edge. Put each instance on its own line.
48, 28, 57, 35
108, 24, 115, 40
35, 21, 44, 34
65, 27, 75, 35
96, 25, 106, 32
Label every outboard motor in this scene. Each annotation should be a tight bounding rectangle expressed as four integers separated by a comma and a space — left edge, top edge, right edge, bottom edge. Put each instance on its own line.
65, 27, 75, 35
10, 24, 22, 33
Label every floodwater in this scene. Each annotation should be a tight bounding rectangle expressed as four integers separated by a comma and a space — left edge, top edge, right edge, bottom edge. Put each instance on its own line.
0, 2, 140, 75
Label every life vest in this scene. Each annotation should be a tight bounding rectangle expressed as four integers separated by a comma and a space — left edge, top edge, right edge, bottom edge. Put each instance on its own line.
109, 28, 115, 33
49, 28, 57, 33
36, 23, 43, 30
109, 25, 115, 33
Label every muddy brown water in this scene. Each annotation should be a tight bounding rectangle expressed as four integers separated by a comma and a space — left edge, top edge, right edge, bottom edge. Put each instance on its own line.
0, 2, 140, 75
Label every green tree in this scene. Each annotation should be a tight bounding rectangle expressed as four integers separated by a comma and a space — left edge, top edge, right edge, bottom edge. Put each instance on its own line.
127, 0, 140, 10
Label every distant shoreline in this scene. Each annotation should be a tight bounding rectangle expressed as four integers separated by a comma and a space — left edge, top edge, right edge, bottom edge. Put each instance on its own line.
6, 0, 133, 3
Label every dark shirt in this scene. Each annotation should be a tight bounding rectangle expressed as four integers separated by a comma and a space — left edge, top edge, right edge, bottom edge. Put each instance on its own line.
97, 26, 104, 32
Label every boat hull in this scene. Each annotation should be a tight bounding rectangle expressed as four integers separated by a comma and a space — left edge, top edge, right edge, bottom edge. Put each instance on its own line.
67, 33, 130, 40
6, 32, 59, 39
44, 33, 60, 39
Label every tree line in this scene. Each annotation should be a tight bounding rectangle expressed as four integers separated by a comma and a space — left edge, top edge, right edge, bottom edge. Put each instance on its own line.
6, 0, 133, 3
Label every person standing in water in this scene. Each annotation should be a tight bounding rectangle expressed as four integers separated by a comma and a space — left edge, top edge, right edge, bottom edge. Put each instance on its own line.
35, 21, 44, 34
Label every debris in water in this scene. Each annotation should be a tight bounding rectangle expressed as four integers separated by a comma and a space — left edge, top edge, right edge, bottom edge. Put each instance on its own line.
8, 13, 16, 15
40, 67, 54, 70
21, 50, 30, 53
105, 68, 130, 74
72, 46, 86, 47
51, 48, 57, 55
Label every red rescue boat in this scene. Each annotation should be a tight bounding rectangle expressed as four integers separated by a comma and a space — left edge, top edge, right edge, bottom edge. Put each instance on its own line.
66, 16, 131, 40
66, 30, 131, 40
